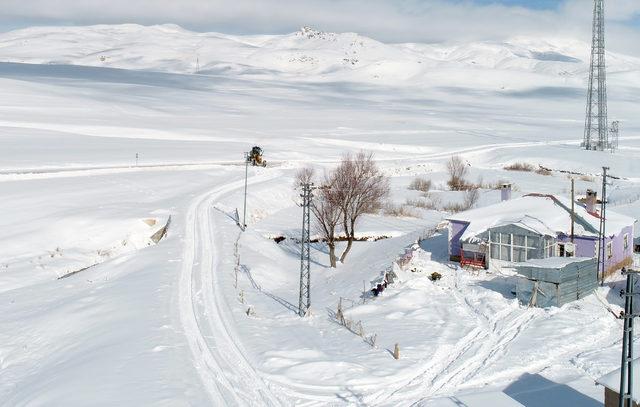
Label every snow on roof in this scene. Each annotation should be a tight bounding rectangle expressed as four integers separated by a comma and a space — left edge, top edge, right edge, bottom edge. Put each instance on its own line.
523, 257, 593, 269
429, 391, 524, 406
447, 194, 636, 242
597, 359, 640, 402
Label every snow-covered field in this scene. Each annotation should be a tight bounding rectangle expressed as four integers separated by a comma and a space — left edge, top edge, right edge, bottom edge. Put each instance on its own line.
1, 24, 640, 406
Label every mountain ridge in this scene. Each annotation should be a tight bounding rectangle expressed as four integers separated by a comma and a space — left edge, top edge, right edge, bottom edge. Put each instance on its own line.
0, 23, 638, 88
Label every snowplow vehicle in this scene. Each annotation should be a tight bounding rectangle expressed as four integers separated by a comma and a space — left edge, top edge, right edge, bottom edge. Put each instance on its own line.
247, 146, 267, 167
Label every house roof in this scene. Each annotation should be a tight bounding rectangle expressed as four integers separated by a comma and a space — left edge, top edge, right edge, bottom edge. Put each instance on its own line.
429, 391, 524, 406
447, 194, 636, 242
597, 359, 640, 402
523, 257, 594, 269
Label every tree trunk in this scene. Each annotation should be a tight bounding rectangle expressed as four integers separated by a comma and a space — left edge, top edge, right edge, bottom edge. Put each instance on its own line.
328, 242, 337, 268
340, 237, 353, 263
339, 219, 356, 263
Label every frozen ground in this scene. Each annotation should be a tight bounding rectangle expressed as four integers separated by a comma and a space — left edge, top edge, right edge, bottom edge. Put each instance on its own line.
1, 24, 640, 406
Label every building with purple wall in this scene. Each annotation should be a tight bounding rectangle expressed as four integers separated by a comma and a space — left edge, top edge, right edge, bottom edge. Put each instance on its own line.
446, 193, 636, 275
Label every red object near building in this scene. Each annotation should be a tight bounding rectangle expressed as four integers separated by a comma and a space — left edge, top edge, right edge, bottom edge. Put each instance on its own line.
460, 248, 486, 268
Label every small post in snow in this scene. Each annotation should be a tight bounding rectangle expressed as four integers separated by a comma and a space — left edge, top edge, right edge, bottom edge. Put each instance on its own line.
393, 343, 400, 360
363, 280, 366, 304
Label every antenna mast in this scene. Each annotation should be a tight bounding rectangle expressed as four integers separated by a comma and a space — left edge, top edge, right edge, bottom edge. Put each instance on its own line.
610, 120, 620, 152
583, 0, 609, 151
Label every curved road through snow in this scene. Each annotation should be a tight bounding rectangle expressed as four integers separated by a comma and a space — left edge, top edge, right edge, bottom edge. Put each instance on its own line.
178, 174, 283, 406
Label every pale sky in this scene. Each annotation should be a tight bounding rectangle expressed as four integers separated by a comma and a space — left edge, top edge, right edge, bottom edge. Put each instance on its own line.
1, 0, 639, 54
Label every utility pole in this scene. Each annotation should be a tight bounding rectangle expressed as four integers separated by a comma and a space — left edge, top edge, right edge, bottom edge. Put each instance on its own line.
298, 182, 313, 317
598, 166, 609, 285
571, 178, 575, 243
619, 268, 638, 407
242, 152, 249, 230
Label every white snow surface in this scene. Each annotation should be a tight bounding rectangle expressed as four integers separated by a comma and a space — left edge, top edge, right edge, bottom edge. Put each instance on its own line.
1, 23, 640, 406
447, 194, 636, 241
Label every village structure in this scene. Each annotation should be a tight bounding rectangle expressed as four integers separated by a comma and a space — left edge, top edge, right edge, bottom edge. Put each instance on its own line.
597, 359, 640, 407
437, 183, 639, 403
446, 185, 636, 307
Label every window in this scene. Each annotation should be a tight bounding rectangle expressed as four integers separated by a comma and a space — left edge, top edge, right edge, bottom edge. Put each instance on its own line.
489, 231, 543, 262
513, 247, 526, 262
607, 242, 613, 259
491, 244, 500, 259
557, 243, 575, 258
544, 237, 555, 258
501, 245, 511, 261
513, 235, 525, 246
624, 234, 629, 250
490, 231, 512, 261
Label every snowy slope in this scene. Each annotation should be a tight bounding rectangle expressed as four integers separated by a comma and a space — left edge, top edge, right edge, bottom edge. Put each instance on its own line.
1, 23, 640, 406
1, 24, 639, 87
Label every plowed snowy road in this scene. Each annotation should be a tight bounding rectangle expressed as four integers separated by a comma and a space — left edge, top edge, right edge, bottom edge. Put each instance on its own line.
178, 174, 283, 406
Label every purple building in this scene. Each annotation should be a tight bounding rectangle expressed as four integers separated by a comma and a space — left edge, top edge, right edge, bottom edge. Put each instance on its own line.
446, 190, 636, 276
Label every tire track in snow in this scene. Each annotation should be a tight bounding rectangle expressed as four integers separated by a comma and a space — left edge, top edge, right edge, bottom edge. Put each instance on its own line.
424, 281, 538, 397
380, 326, 487, 403
429, 311, 537, 395
178, 172, 283, 406
380, 274, 539, 404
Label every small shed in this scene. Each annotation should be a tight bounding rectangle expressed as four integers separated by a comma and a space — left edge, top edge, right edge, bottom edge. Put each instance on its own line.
596, 358, 640, 407
514, 257, 597, 307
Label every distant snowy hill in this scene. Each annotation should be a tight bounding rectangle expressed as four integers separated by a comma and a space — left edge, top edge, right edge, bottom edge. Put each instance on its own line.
1, 24, 639, 88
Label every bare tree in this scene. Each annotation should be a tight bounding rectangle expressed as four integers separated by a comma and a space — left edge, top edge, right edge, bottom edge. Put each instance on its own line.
293, 157, 388, 267
294, 167, 315, 187
463, 187, 480, 209
296, 167, 342, 267
447, 155, 469, 191
333, 152, 390, 263
310, 174, 342, 268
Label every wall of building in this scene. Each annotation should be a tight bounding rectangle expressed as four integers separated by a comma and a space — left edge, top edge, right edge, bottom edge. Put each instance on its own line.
480, 224, 549, 261
604, 387, 639, 407
553, 225, 633, 275
604, 225, 634, 275
557, 234, 596, 258
448, 220, 468, 260
448, 220, 634, 272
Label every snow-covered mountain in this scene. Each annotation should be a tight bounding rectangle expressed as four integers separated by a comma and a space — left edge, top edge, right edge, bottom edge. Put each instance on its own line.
1, 24, 639, 87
